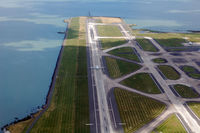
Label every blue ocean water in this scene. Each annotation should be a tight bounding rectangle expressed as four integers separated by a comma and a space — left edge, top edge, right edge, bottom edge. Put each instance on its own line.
0, 0, 200, 131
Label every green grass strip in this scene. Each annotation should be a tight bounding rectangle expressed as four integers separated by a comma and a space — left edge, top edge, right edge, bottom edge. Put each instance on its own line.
97, 25, 123, 37
181, 65, 200, 79
114, 88, 166, 133
182, 66, 197, 73
158, 65, 180, 80
136, 38, 158, 52
101, 39, 127, 50
187, 102, 200, 119
120, 73, 161, 94
105, 56, 142, 79
152, 114, 186, 133
173, 84, 199, 98
134, 32, 186, 47
156, 38, 185, 47
108, 47, 140, 62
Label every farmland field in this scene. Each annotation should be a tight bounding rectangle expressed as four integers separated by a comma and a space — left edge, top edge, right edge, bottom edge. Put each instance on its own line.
152, 58, 167, 63
100, 38, 127, 50
28, 17, 90, 133
108, 47, 140, 62
104, 56, 141, 78
181, 65, 200, 79
120, 73, 161, 94
173, 84, 199, 98
157, 65, 180, 80
136, 38, 158, 52
187, 102, 200, 119
152, 114, 186, 133
114, 88, 166, 133
97, 25, 123, 37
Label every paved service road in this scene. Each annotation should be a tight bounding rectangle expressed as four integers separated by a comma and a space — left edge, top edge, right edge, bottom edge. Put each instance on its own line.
87, 18, 200, 133
131, 37, 200, 133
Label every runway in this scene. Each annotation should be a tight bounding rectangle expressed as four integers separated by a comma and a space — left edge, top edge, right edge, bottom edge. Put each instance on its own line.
86, 18, 200, 133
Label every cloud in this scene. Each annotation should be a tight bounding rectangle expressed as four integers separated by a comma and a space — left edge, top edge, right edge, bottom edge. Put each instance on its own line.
168, 9, 200, 13
30, 13, 61, 18
0, 1, 38, 8
0, 1, 23, 8
3, 39, 62, 51
0, 13, 67, 27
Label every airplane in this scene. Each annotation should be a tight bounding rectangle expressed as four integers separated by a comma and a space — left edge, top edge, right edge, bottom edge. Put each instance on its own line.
91, 65, 104, 70
188, 42, 193, 45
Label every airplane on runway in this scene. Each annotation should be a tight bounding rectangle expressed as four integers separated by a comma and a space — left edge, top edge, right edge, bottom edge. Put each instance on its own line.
91, 65, 104, 70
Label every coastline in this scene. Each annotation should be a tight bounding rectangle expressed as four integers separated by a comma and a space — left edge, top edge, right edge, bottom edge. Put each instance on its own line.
132, 28, 200, 34
1, 19, 71, 133
1, 16, 122, 133
2, 16, 200, 133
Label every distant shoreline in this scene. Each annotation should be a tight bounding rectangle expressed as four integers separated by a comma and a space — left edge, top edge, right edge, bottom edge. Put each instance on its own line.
132, 28, 200, 34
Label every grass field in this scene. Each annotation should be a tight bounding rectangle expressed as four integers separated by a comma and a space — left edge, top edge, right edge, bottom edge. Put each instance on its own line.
97, 25, 123, 37
181, 65, 200, 79
182, 33, 200, 42
173, 84, 199, 98
134, 32, 185, 47
187, 102, 200, 119
108, 47, 140, 62
134, 30, 200, 43
120, 73, 161, 94
27, 17, 90, 133
93, 17, 122, 24
156, 38, 185, 47
100, 38, 127, 50
114, 88, 166, 133
157, 65, 180, 80
136, 38, 158, 52
152, 114, 186, 133
104, 56, 141, 79
152, 58, 167, 63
